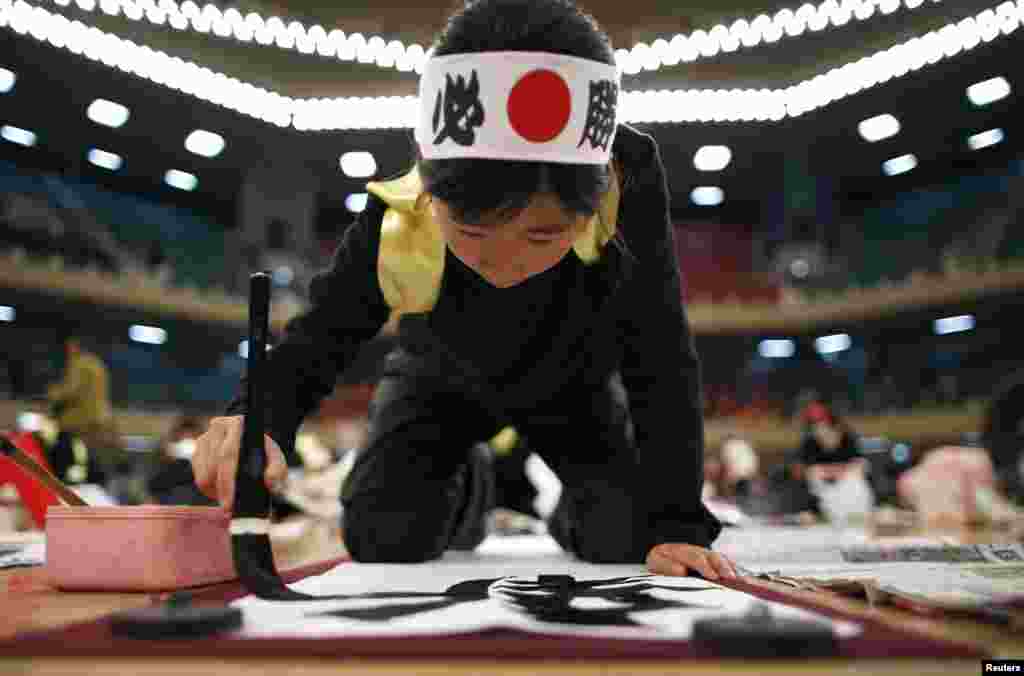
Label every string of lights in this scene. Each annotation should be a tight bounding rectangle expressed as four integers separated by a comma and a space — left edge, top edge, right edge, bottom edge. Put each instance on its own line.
1, 0, 1019, 130
26, 0, 948, 76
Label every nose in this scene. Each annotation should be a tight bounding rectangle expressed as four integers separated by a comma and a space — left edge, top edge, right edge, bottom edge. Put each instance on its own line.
478, 235, 527, 270
475, 248, 528, 288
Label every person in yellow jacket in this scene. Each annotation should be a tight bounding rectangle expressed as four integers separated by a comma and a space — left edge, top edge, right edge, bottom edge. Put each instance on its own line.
46, 332, 121, 484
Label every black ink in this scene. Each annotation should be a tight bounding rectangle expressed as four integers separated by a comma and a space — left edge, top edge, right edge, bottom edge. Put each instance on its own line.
433, 71, 485, 146
327, 599, 464, 622
316, 575, 721, 628
578, 80, 618, 151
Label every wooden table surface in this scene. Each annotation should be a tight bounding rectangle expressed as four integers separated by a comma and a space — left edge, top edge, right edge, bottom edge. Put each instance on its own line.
2, 520, 1021, 676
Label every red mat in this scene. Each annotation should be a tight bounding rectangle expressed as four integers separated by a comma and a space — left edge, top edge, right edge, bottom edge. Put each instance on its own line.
0, 556, 989, 660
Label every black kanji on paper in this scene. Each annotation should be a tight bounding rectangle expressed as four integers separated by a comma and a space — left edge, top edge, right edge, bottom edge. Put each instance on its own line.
578, 79, 618, 151
312, 575, 720, 627
432, 70, 486, 146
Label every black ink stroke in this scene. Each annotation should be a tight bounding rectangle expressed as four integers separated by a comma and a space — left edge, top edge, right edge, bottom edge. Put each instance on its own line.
315, 575, 721, 628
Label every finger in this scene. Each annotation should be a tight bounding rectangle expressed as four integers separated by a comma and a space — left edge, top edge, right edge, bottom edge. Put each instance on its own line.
722, 554, 741, 578
192, 447, 217, 500
647, 548, 689, 577
662, 549, 718, 581
192, 428, 227, 500
709, 552, 737, 579
216, 419, 244, 508
264, 436, 288, 491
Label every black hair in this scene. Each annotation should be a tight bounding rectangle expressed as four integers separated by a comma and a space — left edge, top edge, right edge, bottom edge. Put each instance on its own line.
419, 0, 615, 226
56, 323, 82, 347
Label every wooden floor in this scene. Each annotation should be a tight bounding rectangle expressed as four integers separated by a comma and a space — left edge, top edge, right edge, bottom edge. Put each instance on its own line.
2, 518, 1022, 675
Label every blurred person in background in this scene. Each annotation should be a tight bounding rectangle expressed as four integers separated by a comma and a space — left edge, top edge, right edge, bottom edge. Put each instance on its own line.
145, 415, 216, 506
718, 435, 759, 501
791, 399, 864, 484
897, 444, 1021, 527
982, 370, 1024, 505
45, 327, 123, 486
791, 399, 874, 523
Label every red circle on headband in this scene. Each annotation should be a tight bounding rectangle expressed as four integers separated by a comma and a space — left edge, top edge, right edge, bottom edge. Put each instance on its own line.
507, 69, 572, 143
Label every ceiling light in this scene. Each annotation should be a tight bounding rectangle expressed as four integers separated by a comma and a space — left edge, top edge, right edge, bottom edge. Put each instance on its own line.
968, 128, 1005, 150
345, 193, 368, 213
87, 98, 129, 127
934, 314, 974, 335
129, 324, 167, 345
39, 0, 943, 75
165, 169, 198, 191
88, 148, 122, 170
790, 258, 811, 278
967, 76, 1011, 106
693, 145, 732, 171
880, 0, 901, 14
185, 129, 225, 157
691, 186, 724, 206
814, 333, 851, 354
339, 151, 377, 178
0, 67, 14, 93
883, 154, 917, 176
759, 339, 795, 359
5, 0, 1020, 131
858, 113, 900, 142
1, 125, 35, 147
238, 339, 273, 359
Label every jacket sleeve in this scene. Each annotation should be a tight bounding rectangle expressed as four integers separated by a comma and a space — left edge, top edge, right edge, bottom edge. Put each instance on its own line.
225, 196, 391, 462
616, 128, 722, 551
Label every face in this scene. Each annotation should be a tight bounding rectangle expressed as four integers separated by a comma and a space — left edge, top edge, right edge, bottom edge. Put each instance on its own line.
432, 192, 587, 289
812, 422, 841, 450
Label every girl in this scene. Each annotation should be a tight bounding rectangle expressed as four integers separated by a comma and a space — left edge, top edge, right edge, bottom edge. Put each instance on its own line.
193, 0, 737, 580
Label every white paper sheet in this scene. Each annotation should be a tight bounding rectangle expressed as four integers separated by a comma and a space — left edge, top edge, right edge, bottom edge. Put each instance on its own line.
233, 535, 860, 641
714, 525, 873, 570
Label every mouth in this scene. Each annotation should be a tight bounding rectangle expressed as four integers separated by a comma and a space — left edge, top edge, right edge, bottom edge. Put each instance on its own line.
479, 272, 527, 288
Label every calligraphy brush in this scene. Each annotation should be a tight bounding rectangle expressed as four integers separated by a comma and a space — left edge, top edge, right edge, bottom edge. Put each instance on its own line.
230, 272, 315, 600
0, 433, 89, 506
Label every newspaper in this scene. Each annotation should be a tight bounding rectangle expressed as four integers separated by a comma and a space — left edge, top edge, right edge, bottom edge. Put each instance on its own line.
750, 562, 1024, 610
715, 525, 1024, 611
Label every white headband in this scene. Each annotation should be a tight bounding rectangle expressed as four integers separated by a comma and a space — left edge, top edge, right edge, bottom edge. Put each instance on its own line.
415, 51, 620, 165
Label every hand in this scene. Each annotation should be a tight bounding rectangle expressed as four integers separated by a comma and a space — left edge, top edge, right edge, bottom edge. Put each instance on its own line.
646, 543, 739, 580
192, 415, 288, 509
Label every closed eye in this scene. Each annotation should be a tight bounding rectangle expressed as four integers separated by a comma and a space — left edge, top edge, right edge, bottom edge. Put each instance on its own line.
458, 228, 488, 239
527, 227, 571, 243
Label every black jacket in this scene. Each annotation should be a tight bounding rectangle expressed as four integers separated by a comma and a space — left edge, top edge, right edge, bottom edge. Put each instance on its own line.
228, 124, 719, 549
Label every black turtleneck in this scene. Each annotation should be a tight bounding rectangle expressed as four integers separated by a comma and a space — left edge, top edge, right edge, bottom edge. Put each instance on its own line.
228, 124, 718, 550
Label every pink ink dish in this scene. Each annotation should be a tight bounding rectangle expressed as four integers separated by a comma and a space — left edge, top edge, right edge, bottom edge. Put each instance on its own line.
45, 505, 236, 591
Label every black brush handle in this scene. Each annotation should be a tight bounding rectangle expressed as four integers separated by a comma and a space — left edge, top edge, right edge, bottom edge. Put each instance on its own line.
234, 272, 273, 520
